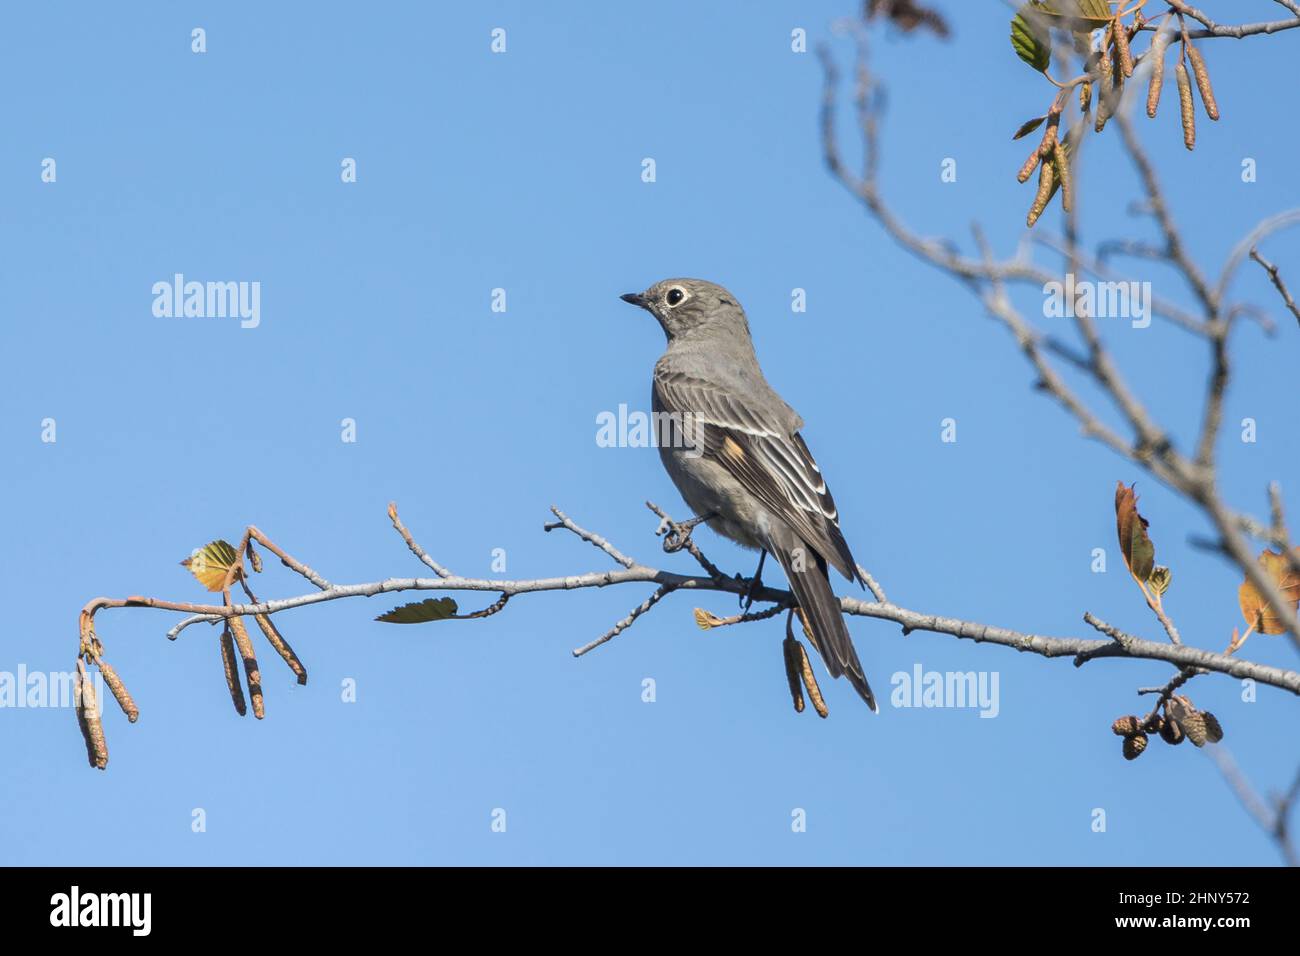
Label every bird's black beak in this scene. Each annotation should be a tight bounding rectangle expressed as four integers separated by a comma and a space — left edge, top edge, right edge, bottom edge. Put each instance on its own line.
620, 292, 646, 308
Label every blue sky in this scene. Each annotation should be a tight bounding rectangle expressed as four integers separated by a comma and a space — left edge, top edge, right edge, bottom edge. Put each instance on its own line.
1, 1, 1297, 865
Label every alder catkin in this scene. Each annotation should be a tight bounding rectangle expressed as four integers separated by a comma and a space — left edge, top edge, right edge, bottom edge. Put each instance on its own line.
1146, 32, 1169, 118
1187, 45, 1219, 120
253, 613, 308, 685
781, 637, 805, 714
1095, 59, 1115, 132
220, 624, 247, 717
97, 661, 139, 723
1176, 60, 1196, 150
228, 616, 264, 719
75, 659, 109, 770
1113, 17, 1133, 77
1053, 141, 1071, 213
1027, 159, 1056, 227
1017, 145, 1042, 183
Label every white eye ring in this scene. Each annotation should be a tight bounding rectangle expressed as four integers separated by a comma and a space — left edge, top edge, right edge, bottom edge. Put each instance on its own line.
665, 287, 687, 307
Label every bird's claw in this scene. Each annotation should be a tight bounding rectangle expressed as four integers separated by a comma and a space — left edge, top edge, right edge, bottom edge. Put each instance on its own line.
658, 513, 712, 554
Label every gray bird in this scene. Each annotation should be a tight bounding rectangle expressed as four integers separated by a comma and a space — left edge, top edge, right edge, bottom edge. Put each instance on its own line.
620, 278, 878, 712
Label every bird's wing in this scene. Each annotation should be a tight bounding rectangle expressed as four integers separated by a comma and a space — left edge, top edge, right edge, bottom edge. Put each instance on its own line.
653, 366, 862, 583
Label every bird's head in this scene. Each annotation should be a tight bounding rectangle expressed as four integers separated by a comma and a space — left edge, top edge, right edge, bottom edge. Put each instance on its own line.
620, 278, 747, 341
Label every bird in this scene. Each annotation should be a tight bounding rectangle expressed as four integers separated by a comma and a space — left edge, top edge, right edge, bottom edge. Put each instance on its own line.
620, 278, 877, 712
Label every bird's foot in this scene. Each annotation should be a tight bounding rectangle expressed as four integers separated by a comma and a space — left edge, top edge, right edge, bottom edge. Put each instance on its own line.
657, 512, 714, 554
738, 549, 768, 611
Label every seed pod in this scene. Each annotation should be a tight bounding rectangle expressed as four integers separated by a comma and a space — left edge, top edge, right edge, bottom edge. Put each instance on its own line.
1187, 45, 1218, 120
220, 625, 247, 716
1123, 733, 1148, 760
1143, 713, 1164, 735
1080, 80, 1092, 114
1160, 717, 1185, 745
1146, 31, 1169, 117
1202, 711, 1224, 743
1112, 715, 1141, 736
228, 616, 264, 719
1027, 159, 1056, 228
781, 637, 805, 714
75, 658, 109, 770
97, 660, 139, 723
1113, 16, 1134, 77
1176, 60, 1195, 150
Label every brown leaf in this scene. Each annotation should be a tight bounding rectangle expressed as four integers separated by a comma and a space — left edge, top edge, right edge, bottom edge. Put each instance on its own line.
1115, 482, 1156, 584
1013, 115, 1048, 141
1237, 548, 1300, 635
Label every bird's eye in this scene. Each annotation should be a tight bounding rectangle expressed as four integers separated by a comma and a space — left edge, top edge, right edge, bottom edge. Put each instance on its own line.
666, 288, 685, 306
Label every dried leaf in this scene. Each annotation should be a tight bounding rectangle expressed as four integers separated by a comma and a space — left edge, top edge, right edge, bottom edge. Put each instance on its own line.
1115, 482, 1156, 584
1237, 548, 1300, 635
182, 540, 240, 592
1013, 115, 1048, 141
375, 597, 459, 624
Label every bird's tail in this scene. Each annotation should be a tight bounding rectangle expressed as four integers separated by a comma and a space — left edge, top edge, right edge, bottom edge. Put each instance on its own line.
766, 522, 878, 713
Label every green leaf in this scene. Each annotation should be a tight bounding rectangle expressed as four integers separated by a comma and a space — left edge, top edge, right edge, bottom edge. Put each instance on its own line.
1011, 9, 1052, 73
1028, 0, 1114, 26
375, 597, 459, 623
1013, 115, 1048, 140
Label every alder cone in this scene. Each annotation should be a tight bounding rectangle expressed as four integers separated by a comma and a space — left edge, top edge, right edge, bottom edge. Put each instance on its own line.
1123, 733, 1148, 760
